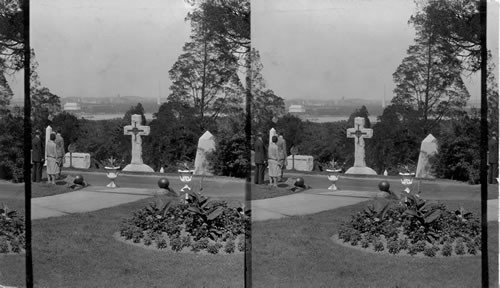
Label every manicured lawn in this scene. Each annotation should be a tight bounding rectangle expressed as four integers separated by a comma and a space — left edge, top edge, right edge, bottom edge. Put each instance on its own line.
251, 199, 497, 288
29, 196, 244, 288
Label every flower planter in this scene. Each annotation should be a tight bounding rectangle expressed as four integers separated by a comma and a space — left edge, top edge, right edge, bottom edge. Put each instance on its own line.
105, 166, 121, 188
178, 169, 194, 192
326, 169, 342, 190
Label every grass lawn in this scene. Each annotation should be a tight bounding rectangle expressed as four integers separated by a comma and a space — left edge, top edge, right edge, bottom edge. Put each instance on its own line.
251, 199, 497, 288
250, 177, 304, 200
28, 196, 244, 288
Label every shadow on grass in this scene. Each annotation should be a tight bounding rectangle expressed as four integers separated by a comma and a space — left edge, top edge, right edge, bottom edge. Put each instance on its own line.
251, 199, 495, 288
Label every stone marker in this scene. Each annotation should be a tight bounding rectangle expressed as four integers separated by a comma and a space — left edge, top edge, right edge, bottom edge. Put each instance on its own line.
63, 152, 91, 169
194, 131, 216, 175
269, 127, 277, 148
416, 134, 438, 178
345, 117, 377, 175
285, 155, 314, 171
122, 114, 154, 172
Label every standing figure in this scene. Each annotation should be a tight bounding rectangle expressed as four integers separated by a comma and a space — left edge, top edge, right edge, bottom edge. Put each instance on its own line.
46, 133, 58, 184
55, 129, 65, 179
488, 132, 498, 184
254, 132, 267, 184
268, 135, 280, 187
32, 130, 44, 182
277, 132, 287, 182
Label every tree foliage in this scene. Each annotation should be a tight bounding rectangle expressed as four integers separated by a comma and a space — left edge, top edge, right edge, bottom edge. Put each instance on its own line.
0, 0, 24, 72
0, 108, 24, 182
392, 25, 470, 135
410, 0, 481, 72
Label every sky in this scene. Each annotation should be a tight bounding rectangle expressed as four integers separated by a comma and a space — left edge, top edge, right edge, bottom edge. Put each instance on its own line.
9, 0, 192, 100
252, 0, 499, 103
6, 0, 500, 105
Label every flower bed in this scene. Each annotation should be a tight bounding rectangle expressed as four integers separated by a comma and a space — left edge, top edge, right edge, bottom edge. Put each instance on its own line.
119, 191, 249, 255
0, 204, 25, 254
335, 194, 481, 257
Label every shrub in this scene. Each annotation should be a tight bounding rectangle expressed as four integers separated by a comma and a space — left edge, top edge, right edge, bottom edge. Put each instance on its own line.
441, 242, 452, 257
198, 238, 209, 250
224, 238, 235, 254
238, 235, 245, 252
466, 240, 478, 255
423, 245, 436, 257
156, 238, 168, 250
170, 237, 183, 252
373, 240, 384, 252
407, 244, 419, 256
181, 235, 192, 248
455, 239, 466, 255
190, 241, 201, 252
398, 238, 409, 251
0, 238, 9, 253
207, 243, 220, 254
387, 240, 400, 255
360, 238, 370, 249
143, 236, 152, 246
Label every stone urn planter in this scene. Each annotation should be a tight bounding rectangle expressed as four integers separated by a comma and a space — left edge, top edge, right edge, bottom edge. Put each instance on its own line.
399, 172, 415, 201
105, 166, 121, 188
178, 169, 194, 192
326, 169, 342, 190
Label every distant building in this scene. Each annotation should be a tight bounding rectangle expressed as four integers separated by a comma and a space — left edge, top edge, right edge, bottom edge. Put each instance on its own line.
63, 102, 81, 112
288, 104, 306, 114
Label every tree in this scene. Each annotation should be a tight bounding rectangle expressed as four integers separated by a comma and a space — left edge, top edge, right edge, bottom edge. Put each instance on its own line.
168, 40, 243, 127
0, 107, 24, 182
143, 101, 203, 171
347, 105, 372, 128
0, 66, 13, 115
432, 112, 481, 184
392, 24, 470, 136
410, 0, 481, 72
0, 0, 24, 72
368, 104, 421, 174
487, 62, 499, 135
32, 87, 61, 132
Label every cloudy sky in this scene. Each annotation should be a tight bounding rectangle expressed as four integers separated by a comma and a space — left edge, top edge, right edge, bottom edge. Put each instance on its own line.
10, 0, 192, 100
6, 0, 499, 105
252, 0, 499, 103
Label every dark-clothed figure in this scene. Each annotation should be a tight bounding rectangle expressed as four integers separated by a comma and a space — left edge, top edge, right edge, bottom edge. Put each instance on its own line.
488, 132, 498, 184
55, 130, 65, 178
254, 132, 267, 184
32, 130, 44, 182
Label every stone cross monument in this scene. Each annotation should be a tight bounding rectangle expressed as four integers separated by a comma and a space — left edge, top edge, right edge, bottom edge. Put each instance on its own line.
345, 117, 377, 175
122, 114, 154, 172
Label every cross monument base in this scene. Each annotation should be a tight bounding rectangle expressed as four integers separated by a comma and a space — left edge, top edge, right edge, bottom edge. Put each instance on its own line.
345, 166, 377, 175
122, 163, 154, 172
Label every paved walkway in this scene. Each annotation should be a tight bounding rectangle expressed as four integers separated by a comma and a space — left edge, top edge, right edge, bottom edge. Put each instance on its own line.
31, 186, 157, 219
0, 170, 495, 222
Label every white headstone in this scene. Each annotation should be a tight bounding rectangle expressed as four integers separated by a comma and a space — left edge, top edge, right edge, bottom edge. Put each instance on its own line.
416, 134, 438, 178
194, 131, 216, 175
122, 114, 154, 172
63, 152, 91, 169
345, 117, 377, 175
269, 128, 277, 148
286, 155, 314, 171
44, 125, 52, 166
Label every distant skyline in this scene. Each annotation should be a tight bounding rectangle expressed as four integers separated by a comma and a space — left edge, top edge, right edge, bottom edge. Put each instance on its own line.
5, 0, 500, 105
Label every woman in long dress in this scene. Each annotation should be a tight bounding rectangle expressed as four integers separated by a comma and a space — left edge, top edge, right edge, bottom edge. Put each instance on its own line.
46, 133, 58, 184
268, 135, 280, 187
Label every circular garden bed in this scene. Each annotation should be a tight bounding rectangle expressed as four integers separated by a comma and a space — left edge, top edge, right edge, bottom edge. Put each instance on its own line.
0, 204, 25, 255
119, 191, 249, 255
334, 194, 481, 257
